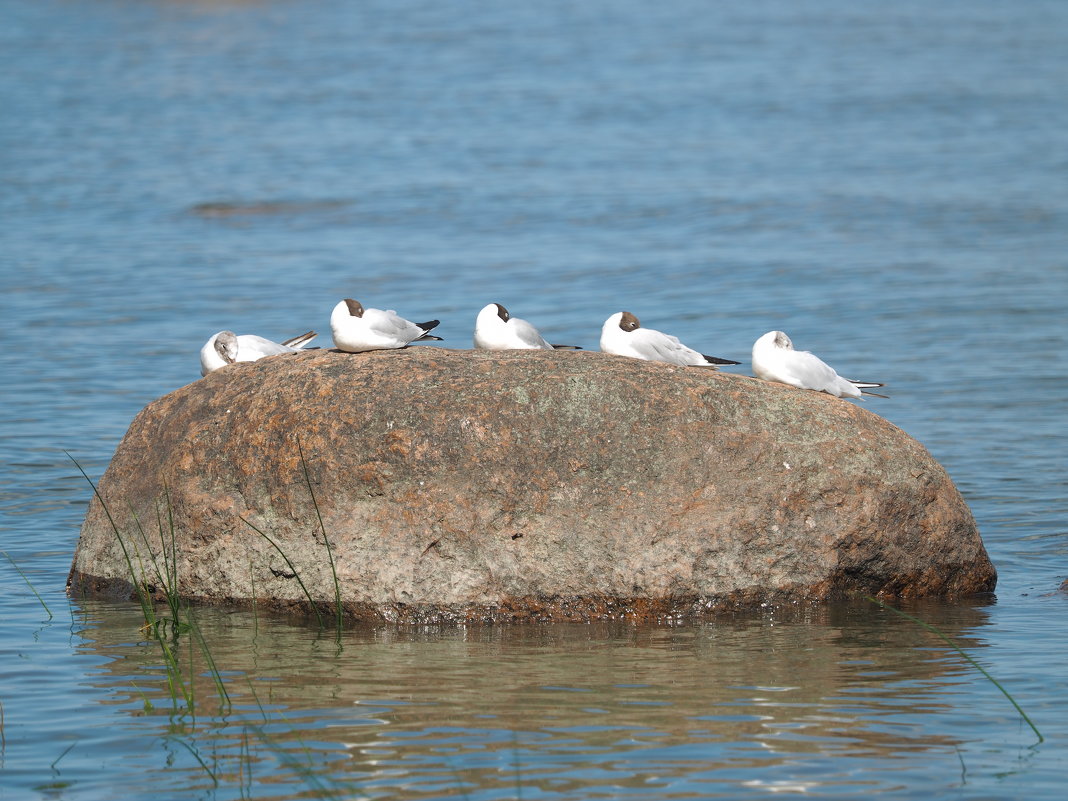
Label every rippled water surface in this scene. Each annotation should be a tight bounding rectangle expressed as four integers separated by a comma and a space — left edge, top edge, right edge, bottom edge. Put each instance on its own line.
2, 0, 1067, 798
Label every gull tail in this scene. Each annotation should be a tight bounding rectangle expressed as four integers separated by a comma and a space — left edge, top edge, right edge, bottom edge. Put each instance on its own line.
415, 320, 442, 341
551, 344, 582, 350
282, 331, 318, 349
702, 354, 742, 366
850, 380, 888, 399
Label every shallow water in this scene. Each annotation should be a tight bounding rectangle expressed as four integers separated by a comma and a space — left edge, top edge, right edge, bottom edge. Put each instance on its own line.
2, 0, 1067, 798
6, 600, 1057, 800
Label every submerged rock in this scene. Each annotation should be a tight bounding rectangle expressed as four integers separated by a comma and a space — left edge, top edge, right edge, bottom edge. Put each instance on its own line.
69, 348, 995, 622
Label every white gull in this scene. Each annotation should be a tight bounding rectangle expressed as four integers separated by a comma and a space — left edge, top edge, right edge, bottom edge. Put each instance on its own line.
751, 330, 886, 399
330, 298, 442, 353
200, 330, 316, 376
599, 311, 739, 368
473, 303, 580, 351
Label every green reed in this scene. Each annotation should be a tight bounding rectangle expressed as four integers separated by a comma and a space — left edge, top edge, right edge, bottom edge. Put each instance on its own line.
50, 742, 77, 772
68, 453, 238, 716
166, 735, 218, 787
240, 516, 326, 629
245, 723, 360, 800
129, 489, 232, 714
248, 556, 260, 639
867, 596, 1043, 743
68, 454, 188, 708
243, 676, 364, 799
155, 483, 182, 625
67, 453, 157, 627
239, 727, 253, 800
236, 440, 349, 639
65, 452, 375, 796
2, 550, 52, 620
185, 606, 232, 713
127, 497, 184, 634
297, 438, 344, 639
122, 500, 196, 711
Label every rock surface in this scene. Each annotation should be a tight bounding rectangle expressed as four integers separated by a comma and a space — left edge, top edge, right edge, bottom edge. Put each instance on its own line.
69, 348, 996, 622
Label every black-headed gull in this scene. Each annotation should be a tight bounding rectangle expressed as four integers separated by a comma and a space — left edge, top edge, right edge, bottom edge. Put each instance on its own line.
330, 298, 442, 353
751, 330, 886, 399
473, 303, 581, 351
599, 311, 740, 368
200, 330, 317, 376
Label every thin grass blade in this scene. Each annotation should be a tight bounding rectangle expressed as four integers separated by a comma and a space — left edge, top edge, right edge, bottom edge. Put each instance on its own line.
184, 605, 232, 713
166, 735, 218, 786
240, 516, 325, 629
868, 596, 1043, 743
66, 453, 154, 624
296, 438, 344, 638
2, 551, 52, 620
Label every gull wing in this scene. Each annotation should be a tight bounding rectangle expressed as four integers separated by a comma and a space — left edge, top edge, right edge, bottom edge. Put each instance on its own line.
631, 329, 703, 365
365, 308, 424, 342
784, 349, 847, 392
236, 335, 297, 359
510, 317, 553, 349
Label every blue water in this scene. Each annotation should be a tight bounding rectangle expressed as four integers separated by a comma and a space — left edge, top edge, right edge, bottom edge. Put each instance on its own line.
2, 0, 1067, 798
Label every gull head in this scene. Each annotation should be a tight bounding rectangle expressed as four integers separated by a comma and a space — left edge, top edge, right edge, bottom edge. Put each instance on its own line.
494, 303, 509, 322
619, 311, 641, 332
343, 298, 365, 318
213, 331, 239, 364
773, 331, 793, 350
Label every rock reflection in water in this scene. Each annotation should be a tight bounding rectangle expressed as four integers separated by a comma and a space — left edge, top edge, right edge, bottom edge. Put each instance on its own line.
69, 599, 995, 798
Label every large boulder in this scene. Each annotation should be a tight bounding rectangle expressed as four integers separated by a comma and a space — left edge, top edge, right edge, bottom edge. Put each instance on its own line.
69, 348, 996, 622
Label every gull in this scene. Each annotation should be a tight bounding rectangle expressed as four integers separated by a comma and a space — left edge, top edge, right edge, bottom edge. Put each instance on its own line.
473, 303, 581, 351
330, 298, 442, 353
200, 330, 317, 376
751, 330, 886, 399
599, 311, 740, 368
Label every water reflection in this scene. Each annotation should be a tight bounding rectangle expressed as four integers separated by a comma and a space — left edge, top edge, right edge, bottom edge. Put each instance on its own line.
69, 599, 996, 798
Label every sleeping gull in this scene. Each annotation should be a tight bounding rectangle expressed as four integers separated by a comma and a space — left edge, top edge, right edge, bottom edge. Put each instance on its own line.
200, 330, 316, 376
599, 311, 740, 368
330, 298, 442, 353
473, 303, 581, 351
751, 330, 886, 399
